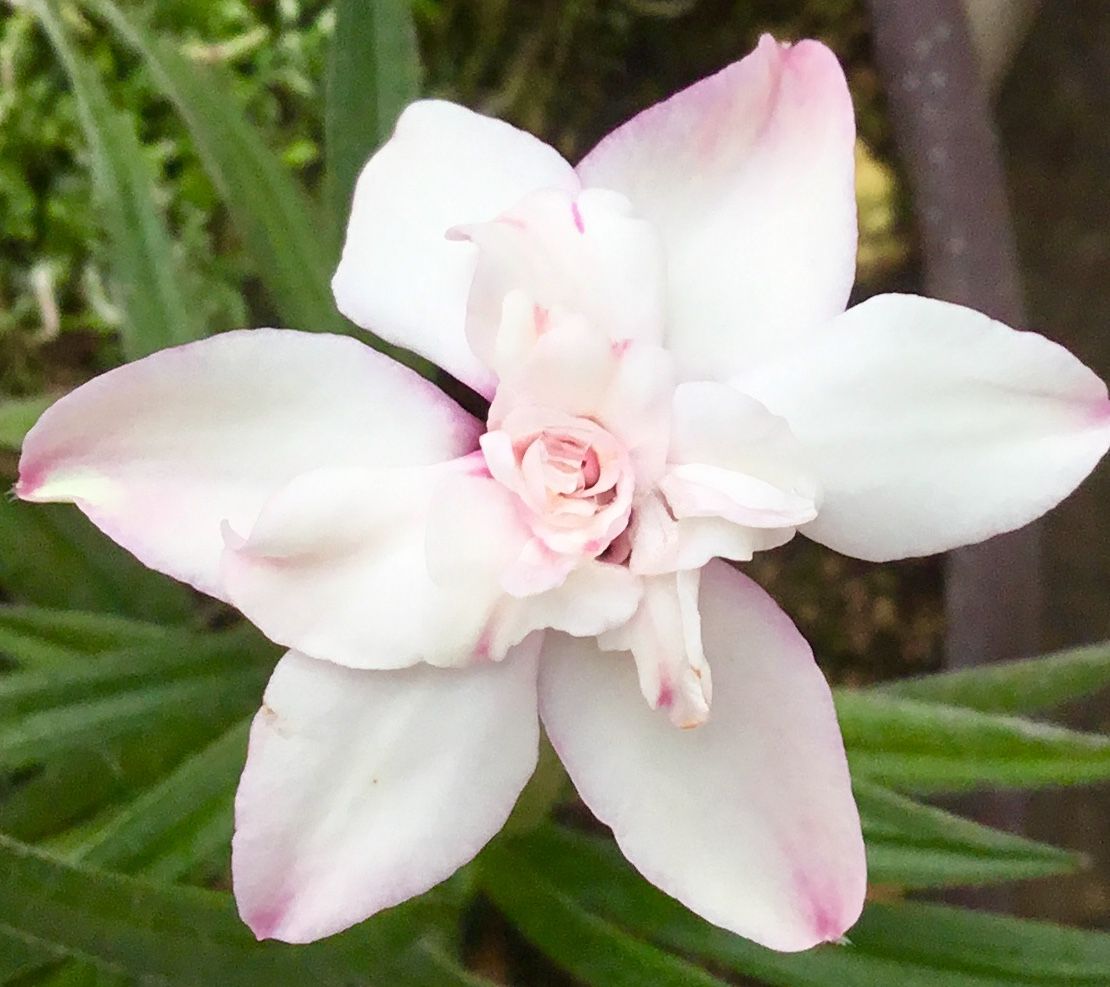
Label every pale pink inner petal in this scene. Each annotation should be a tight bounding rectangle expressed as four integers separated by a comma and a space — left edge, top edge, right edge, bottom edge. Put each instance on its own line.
599, 568, 711, 728
456, 185, 666, 379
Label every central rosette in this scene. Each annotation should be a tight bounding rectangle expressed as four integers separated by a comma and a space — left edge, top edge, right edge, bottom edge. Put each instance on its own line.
481, 406, 634, 589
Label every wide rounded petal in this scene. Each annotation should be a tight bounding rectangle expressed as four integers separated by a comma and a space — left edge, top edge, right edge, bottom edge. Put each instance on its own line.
577, 35, 856, 380
233, 643, 540, 944
333, 100, 578, 396
738, 294, 1110, 561
540, 560, 865, 952
17, 330, 479, 600
222, 463, 501, 669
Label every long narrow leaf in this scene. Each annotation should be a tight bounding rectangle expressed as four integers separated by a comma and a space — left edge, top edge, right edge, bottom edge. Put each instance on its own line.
0, 718, 239, 843
0, 668, 265, 773
0, 835, 445, 986
481, 838, 730, 987
835, 690, 1110, 791
74, 716, 250, 879
875, 640, 1110, 715
0, 625, 272, 720
856, 779, 1080, 887
495, 826, 1110, 987
0, 500, 194, 624
0, 606, 174, 668
0, 394, 58, 452
32, 0, 203, 359
325, 0, 421, 233
84, 0, 345, 335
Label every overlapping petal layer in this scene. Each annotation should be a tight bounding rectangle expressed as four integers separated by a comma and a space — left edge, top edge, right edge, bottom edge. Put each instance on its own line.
577, 35, 857, 380
334, 100, 578, 395
17, 330, 479, 599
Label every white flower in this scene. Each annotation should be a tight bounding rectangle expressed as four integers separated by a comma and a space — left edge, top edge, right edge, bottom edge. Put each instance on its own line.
18, 35, 1109, 951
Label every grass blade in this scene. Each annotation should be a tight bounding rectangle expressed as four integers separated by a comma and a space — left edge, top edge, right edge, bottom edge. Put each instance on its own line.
85, 0, 346, 336
32, 0, 203, 358
874, 640, 1110, 715
325, 0, 422, 233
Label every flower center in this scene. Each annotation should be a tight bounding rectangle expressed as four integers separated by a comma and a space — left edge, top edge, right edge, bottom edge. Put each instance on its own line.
481, 408, 634, 561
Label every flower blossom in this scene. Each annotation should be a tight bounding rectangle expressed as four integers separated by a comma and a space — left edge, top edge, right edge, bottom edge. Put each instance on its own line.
17, 35, 1110, 952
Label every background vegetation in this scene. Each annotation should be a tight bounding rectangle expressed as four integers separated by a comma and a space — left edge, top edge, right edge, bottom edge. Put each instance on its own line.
0, 1, 1107, 984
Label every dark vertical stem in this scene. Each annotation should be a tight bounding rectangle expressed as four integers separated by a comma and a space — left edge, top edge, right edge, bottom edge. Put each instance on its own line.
865, 0, 1042, 910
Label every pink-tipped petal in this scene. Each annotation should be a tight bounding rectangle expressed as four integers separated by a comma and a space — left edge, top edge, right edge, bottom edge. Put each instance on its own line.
333, 101, 578, 396
578, 36, 857, 380
17, 330, 479, 600
222, 464, 501, 669
738, 294, 1110, 561
540, 560, 865, 952
233, 642, 541, 944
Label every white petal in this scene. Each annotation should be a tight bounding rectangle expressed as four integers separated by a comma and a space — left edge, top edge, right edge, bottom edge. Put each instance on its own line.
739, 294, 1110, 561
630, 382, 813, 574
222, 464, 501, 669
599, 569, 710, 729
489, 561, 643, 659
17, 330, 478, 599
333, 101, 578, 396
540, 560, 865, 952
578, 36, 856, 380
233, 643, 540, 943
456, 186, 665, 377
488, 316, 675, 487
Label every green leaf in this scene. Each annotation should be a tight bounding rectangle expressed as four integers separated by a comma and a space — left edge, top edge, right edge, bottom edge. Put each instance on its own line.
855, 779, 1080, 887
481, 838, 731, 987
0, 606, 174, 668
835, 689, 1110, 791
0, 626, 270, 721
0, 394, 58, 453
0, 834, 444, 986
0, 934, 49, 983
0, 501, 194, 624
32, 0, 203, 359
498, 825, 1110, 987
0, 718, 238, 844
875, 640, 1110, 715
84, 0, 345, 336
73, 716, 250, 880
0, 672, 262, 774
325, 0, 422, 233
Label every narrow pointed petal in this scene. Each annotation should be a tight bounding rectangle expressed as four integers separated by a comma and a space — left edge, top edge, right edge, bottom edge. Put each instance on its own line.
578, 36, 856, 380
333, 100, 578, 396
17, 330, 479, 599
222, 464, 503, 669
739, 294, 1110, 561
540, 560, 865, 952
233, 643, 540, 944
599, 569, 710, 729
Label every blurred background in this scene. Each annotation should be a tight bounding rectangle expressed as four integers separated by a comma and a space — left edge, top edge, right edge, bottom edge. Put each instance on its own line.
0, 0, 1107, 982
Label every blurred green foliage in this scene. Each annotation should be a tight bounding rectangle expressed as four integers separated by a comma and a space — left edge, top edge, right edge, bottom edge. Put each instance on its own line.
0, 0, 898, 388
